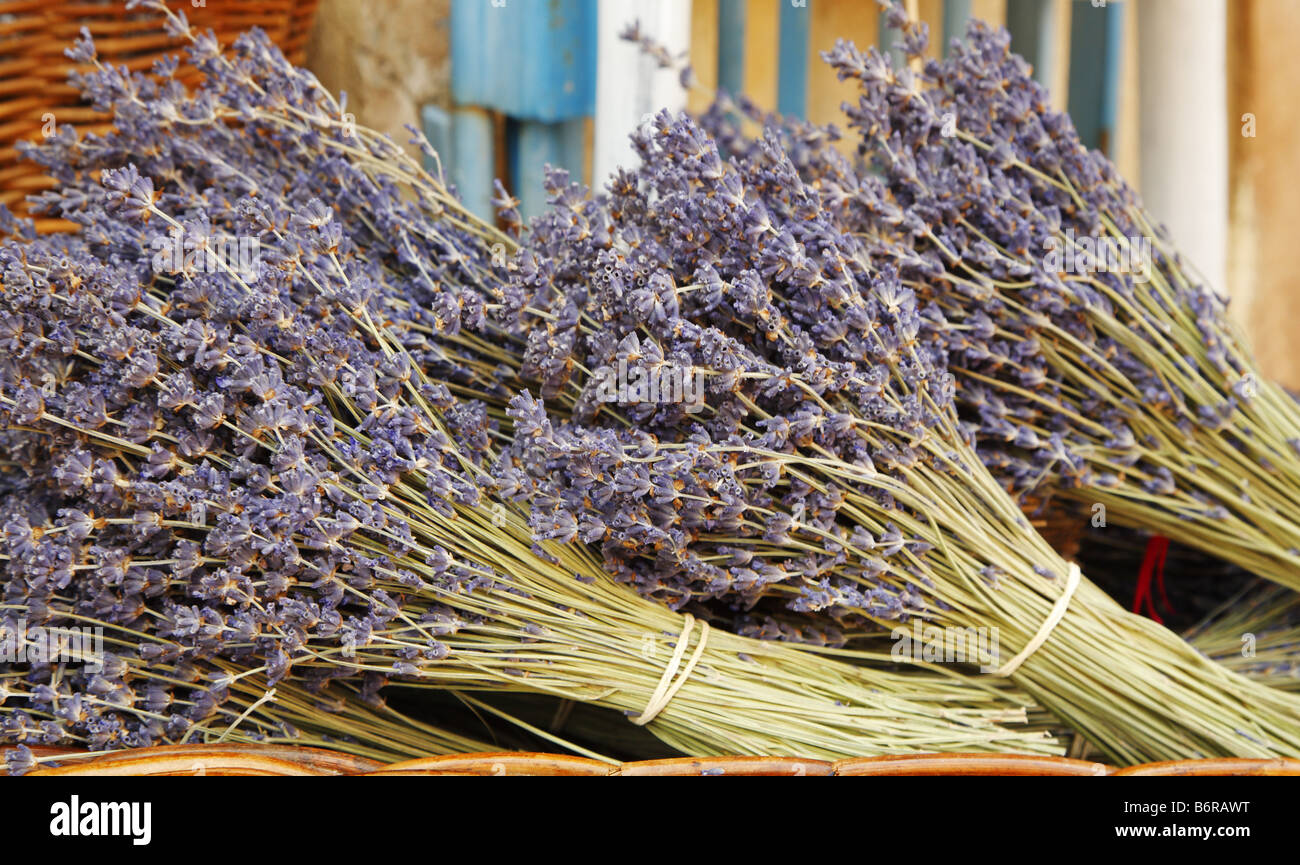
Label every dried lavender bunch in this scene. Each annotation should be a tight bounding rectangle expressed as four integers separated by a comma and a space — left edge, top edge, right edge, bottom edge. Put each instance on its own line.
0, 9, 1058, 757
0, 510, 494, 777
0, 6, 522, 768
0, 428, 497, 772
757, 7, 1300, 590
17, 9, 525, 408
488, 101, 1300, 762
1185, 584, 1300, 692
9, 1, 1280, 763
0, 223, 1052, 757
2, 648, 492, 775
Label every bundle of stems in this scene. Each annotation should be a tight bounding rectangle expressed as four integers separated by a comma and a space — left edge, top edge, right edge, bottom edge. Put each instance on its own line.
1184, 584, 1300, 692
0, 10, 1061, 758
0, 231, 1056, 758
0, 603, 498, 774
144, 1, 1300, 764
482, 97, 1300, 763
7, 0, 1294, 765
689, 4, 1300, 589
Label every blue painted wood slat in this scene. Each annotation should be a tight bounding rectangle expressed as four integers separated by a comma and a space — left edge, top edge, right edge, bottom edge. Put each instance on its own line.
420, 103, 452, 180
717, 0, 747, 96
1005, 0, 1062, 91
942, 0, 973, 50
510, 117, 587, 222
450, 0, 597, 122
1067, 0, 1124, 154
450, 107, 497, 221
777, 0, 810, 118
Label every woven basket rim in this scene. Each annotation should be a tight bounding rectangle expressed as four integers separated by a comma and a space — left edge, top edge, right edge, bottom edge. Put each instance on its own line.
9, 744, 1300, 776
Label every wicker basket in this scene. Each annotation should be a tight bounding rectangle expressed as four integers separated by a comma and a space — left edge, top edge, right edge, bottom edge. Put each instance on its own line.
9, 744, 1300, 776
0, 0, 319, 230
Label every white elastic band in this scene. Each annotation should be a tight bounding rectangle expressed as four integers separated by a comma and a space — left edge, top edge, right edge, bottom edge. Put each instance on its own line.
992, 562, 1082, 677
631, 614, 710, 726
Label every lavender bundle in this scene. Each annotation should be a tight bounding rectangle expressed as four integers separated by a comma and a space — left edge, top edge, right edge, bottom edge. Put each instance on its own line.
716, 6, 1300, 590
0, 491, 497, 775
489, 99, 1300, 762
0, 9, 1060, 760
1185, 584, 1300, 692
0, 218, 1051, 760
2, 651, 495, 774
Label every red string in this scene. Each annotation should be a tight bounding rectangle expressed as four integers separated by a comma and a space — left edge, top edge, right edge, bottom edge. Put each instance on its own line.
1132, 535, 1173, 623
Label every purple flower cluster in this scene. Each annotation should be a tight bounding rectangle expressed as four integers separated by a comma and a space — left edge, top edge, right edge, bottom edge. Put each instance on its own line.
5, 1, 1300, 768
481, 24, 1300, 761
0, 14, 568, 758
0, 215, 488, 757
490, 109, 1030, 631
682, 5, 1300, 588
2, 6, 1060, 766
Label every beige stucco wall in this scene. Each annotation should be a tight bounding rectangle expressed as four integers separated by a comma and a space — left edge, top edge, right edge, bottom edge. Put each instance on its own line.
305, 0, 451, 161
1229, 0, 1300, 389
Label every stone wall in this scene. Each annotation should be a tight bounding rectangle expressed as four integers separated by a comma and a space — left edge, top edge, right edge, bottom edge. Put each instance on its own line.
305, 0, 452, 161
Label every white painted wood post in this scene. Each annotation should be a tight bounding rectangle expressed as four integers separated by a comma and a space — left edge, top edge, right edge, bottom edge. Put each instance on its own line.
592, 0, 693, 190
1137, 0, 1229, 296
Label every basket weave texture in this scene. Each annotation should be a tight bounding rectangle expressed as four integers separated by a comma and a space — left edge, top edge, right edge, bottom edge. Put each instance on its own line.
0, 0, 319, 230
9, 745, 1300, 776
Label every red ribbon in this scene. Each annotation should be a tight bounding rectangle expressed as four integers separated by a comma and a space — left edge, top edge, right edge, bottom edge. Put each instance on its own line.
1131, 534, 1173, 623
